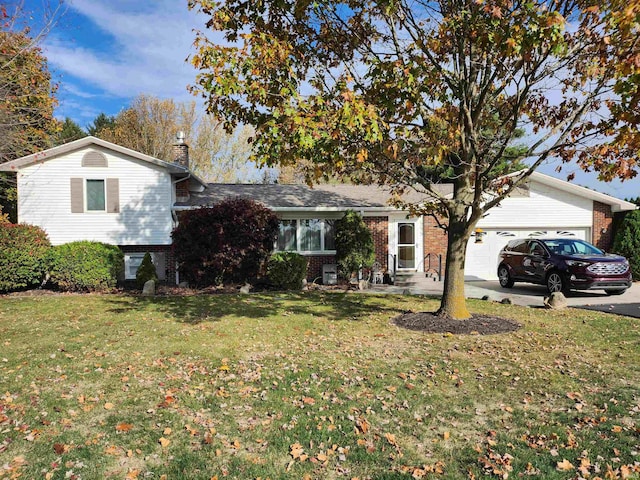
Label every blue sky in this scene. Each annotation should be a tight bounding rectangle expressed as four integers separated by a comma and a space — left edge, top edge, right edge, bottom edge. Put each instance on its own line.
33, 0, 206, 125
26, 0, 639, 199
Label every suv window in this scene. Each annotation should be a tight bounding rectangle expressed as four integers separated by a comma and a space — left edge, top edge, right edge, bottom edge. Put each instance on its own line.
529, 241, 546, 256
512, 241, 529, 254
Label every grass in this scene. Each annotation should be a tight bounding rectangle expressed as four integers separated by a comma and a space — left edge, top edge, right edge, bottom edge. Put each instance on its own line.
0, 291, 639, 479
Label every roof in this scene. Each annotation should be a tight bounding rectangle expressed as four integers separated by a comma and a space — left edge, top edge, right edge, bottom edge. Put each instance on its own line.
175, 183, 454, 211
0, 135, 192, 176
528, 172, 637, 213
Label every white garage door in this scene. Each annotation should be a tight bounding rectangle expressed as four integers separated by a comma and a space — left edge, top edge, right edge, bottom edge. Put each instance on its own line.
464, 228, 590, 280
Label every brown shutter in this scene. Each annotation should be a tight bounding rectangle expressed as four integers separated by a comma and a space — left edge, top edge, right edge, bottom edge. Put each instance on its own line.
106, 178, 119, 213
70, 178, 84, 213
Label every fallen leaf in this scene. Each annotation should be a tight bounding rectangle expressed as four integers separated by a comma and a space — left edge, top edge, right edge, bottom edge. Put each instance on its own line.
163, 427, 172, 435
556, 459, 574, 471
116, 423, 133, 432
104, 402, 114, 410
290, 443, 304, 459
159, 437, 170, 448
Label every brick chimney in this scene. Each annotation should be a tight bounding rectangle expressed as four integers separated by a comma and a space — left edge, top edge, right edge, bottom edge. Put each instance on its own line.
172, 131, 189, 169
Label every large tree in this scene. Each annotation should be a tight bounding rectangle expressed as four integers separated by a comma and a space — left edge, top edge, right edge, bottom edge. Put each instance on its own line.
0, 1, 64, 219
189, 0, 640, 319
95, 94, 257, 182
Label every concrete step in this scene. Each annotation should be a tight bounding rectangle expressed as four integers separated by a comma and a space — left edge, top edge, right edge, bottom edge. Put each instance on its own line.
394, 272, 442, 288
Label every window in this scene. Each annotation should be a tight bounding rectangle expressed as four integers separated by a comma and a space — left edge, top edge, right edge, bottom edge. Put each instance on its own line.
276, 219, 336, 253
86, 179, 106, 211
277, 220, 297, 251
124, 254, 145, 280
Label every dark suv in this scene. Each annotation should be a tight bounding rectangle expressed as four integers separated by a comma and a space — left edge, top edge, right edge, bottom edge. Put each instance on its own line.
497, 238, 632, 295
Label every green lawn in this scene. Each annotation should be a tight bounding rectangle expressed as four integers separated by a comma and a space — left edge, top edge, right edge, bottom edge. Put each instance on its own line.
0, 292, 639, 479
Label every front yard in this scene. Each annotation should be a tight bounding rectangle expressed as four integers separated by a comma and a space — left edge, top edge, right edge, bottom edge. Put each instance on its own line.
0, 292, 639, 479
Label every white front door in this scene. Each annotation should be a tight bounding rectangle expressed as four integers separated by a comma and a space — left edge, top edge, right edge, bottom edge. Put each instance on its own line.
389, 216, 424, 272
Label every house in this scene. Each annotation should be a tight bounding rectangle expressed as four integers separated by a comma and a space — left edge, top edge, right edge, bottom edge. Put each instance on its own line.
0, 136, 636, 284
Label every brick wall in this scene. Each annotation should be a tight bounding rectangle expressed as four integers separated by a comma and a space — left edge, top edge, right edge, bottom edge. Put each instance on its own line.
592, 201, 614, 251
119, 245, 175, 284
364, 216, 389, 268
423, 214, 448, 274
306, 254, 337, 282
304, 216, 389, 282
175, 179, 190, 200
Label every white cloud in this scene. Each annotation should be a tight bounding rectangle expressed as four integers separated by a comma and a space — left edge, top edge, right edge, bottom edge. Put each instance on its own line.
44, 0, 212, 102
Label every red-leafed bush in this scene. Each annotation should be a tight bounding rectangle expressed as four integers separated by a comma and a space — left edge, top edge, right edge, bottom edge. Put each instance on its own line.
172, 198, 280, 287
0, 222, 51, 292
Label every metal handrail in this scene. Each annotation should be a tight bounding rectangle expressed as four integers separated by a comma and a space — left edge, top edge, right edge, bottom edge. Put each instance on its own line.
424, 253, 442, 281
387, 253, 397, 284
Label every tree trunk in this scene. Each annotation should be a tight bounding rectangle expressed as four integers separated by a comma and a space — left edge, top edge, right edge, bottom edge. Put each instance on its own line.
437, 217, 472, 320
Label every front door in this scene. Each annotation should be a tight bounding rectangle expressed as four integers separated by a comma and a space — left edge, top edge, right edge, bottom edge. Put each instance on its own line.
389, 215, 423, 273
398, 223, 416, 269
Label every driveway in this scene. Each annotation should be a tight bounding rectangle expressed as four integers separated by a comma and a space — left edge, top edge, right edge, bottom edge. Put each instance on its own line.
380, 279, 640, 318
464, 281, 640, 318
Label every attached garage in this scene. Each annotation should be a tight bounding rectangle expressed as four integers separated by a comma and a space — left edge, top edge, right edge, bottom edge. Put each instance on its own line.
464, 228, 590, 280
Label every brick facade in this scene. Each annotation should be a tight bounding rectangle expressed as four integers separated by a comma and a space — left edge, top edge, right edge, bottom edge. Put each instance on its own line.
592, 201, 614, 251
303, 216, 389, 282
364, 216, 389, 268
175, 179, 190, 200
305, 254, 337, 282
119, 244, 175, 284
423, 214, 448, 275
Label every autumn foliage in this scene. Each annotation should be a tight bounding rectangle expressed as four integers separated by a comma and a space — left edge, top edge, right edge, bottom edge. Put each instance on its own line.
0, 222, 50, 292
190, 0, 640, 319
172, 198, 279, 287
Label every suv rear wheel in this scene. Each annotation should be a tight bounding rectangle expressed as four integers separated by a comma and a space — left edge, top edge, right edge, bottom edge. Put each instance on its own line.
546, 271, 567, 294
498, 265, 514, 288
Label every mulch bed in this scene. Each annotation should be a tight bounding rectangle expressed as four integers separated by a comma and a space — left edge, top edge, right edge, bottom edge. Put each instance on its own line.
393, 311, 522, 335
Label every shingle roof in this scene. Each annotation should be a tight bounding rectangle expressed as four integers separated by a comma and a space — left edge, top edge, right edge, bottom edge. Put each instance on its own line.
175, 183, 453, 210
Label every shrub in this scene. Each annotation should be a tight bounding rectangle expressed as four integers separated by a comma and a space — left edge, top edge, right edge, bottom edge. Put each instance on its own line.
267, 252, 308, 290
0, 222, 50, 292
47, 241, 124, 292
335, 210, 375, 280
136, 252, 158, 289
172, 198, 280, 287
612, 209, 640, 279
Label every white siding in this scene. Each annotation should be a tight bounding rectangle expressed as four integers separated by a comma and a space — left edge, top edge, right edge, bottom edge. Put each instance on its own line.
463, 179, 595, 280
17, 146, 173, 246
477, 181, 593, 229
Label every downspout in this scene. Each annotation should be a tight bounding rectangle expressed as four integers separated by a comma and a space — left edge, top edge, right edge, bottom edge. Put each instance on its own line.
171, 174, 191, 285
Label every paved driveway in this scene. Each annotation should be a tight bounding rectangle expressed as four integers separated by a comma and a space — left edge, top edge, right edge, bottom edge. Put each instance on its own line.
464, 281, 640, 318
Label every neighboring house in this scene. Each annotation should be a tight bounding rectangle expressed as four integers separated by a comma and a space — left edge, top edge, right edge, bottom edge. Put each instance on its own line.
0, 136, 636, 284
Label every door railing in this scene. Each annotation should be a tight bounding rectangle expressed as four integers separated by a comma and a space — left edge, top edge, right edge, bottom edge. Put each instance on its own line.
387, 254, 397, 284
424, 253, 443, 281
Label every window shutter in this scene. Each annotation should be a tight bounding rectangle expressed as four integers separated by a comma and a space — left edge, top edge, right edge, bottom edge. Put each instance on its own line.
106, 178, 119, 213
70, 178, 84, 213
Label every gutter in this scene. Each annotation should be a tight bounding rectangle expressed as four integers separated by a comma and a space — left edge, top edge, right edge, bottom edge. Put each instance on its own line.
171, 205, 400, 213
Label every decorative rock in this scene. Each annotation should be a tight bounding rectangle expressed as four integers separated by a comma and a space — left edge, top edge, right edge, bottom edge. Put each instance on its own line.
500, 298, 512, 305
178, 281, 189, 288
239, 283, 252, 294
544, 292, 568, 309
142, 280, 156, 296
